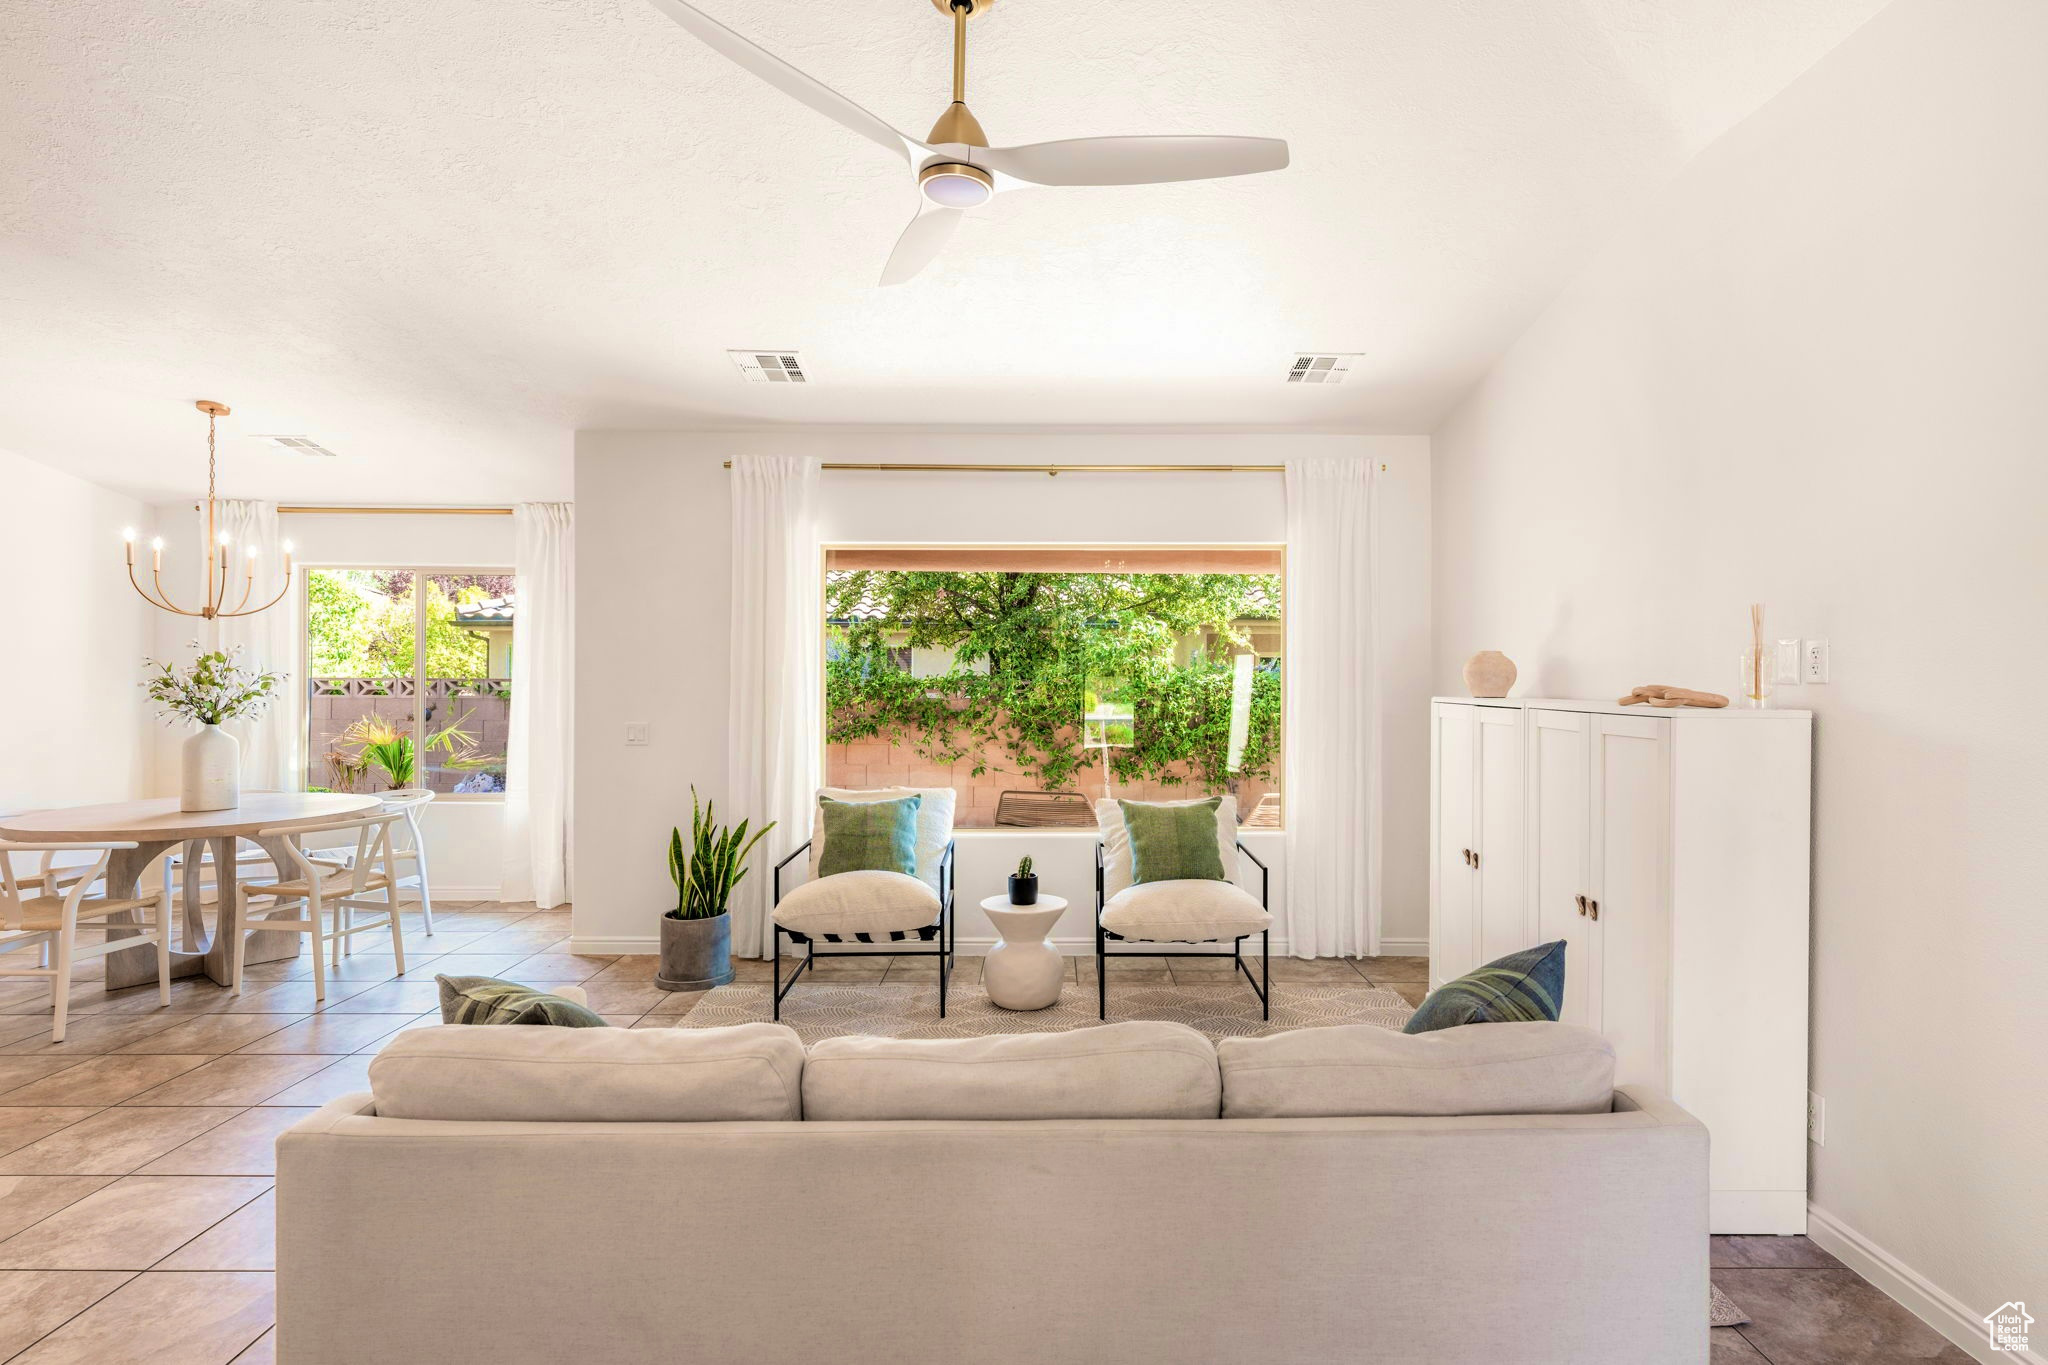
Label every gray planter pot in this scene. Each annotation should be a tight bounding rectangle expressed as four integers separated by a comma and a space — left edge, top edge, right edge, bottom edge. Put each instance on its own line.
657, 911, 734, 991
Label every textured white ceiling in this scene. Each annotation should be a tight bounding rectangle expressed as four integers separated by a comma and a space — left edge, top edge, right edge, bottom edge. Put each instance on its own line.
0, 0, 1889, 501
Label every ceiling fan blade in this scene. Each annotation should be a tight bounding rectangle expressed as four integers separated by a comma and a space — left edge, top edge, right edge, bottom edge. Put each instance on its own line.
978, 135, 1289, 187
879, 205, 963, 286
642, 0, 923, 164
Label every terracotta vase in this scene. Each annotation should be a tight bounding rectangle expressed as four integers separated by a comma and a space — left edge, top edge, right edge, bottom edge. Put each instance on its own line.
1462, 651, 1518, 699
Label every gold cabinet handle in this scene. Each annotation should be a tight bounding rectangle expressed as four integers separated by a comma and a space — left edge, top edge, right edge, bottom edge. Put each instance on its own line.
1471, 850, 1481, 869
1462, 848, 1473, 866
1588, 899, 1600, 922
1575, 894, 1587, 916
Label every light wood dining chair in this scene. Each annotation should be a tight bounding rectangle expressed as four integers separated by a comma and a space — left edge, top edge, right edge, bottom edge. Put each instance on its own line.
376, 788, 438, 935
231, 813, 406, 1002
1, 840, 172, 1043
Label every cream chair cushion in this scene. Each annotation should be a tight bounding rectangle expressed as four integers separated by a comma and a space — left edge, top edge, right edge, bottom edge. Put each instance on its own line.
803, 1022, 1220, 1120
1100, 878, 1271, 944
772, 869, 940, 939
809, 787, 957, 894
368, 1022, 805, 1122
1217, 1022, 1617, 1118
1095, 794, 1240, 898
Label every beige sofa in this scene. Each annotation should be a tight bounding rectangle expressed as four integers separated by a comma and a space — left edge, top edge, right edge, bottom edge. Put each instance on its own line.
277, 1020, 1709, 1365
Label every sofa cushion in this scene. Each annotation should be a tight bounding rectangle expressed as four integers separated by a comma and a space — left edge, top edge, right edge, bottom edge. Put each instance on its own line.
1095, 794, 1239, 899
1100, 878, 1271, 943
1217, 1021, 1615, 1117
1404, 940, 1567, 1034
808, 786, 957, 894
816, 794, 921, 878
803, 1022, 1220, 1121
435, 975, 607, 1028
368, 1022, 805, 1122
772, 869, 941, 939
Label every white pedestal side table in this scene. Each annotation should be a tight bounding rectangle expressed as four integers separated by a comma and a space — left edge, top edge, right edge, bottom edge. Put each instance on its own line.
978, 894, 1068, 1011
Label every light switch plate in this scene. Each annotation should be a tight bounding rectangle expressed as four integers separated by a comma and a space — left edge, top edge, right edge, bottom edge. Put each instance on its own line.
1775, 639, 1801, 684
1803, 639, 1830, 684
624, 722, 651, 746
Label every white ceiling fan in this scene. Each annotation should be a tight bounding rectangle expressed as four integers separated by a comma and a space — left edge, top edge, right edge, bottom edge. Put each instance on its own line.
643, 0, 1290, 285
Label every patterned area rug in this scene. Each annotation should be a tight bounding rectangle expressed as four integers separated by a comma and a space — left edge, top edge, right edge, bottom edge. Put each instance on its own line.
676, 981, 1415, 1043
1710, 1282, 1751, 1327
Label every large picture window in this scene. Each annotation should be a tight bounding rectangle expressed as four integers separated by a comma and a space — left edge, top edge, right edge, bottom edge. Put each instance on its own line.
302, 568, 514, 797
824, 547, 1283, 830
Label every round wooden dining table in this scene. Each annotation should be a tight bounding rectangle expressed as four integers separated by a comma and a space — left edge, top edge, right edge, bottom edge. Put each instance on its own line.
0, 792, 379, 989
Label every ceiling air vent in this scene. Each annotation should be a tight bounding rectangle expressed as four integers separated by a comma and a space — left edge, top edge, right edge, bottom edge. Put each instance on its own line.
727, 350, 809, 384
251, 435, 339, 457
1286, 353, 1361, 385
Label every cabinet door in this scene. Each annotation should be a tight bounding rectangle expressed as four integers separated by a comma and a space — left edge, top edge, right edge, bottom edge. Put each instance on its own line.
1591, 713, 1672, 1089
1528, 709, 1593, 1027
1473, 706, 1527, 964
1430, 703, 1477, 987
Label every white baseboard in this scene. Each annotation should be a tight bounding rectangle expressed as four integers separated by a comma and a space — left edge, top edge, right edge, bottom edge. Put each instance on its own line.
571, 937, 658, 955
1378, 937, 1429, 957
430, 886, 504, 902
1806, 1203, 2040, 1365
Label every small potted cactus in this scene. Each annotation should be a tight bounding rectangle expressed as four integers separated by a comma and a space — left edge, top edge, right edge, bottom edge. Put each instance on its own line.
1008, 855, 1039, 905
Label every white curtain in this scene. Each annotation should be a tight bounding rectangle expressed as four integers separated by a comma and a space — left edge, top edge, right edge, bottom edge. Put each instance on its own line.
502, 503, 574, 909
1282, 457, 1380, 958
727, 457, 823, 959
207, 499, 301, 792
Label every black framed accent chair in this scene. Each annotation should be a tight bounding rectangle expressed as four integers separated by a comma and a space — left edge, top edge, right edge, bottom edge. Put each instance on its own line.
1093, 795, 1271, 1021
771, 787, 957, 1020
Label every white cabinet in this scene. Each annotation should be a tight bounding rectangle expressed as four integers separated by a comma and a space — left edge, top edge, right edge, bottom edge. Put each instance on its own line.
1528, 710, 1671, 1086
1430, 696, 1811, 1235
1429, 702, 1525, 987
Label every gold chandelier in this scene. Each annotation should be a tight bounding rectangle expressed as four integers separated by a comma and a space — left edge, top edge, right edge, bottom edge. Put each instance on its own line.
124, 400, 294, 619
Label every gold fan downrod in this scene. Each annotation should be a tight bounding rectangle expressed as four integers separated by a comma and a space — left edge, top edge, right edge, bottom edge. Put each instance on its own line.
926, 0, 989, 148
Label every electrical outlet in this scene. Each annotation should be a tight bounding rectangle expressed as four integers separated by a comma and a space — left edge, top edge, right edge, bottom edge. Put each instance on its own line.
624, 722, 651, 746
1803, 639, 1830, 684
1775, 639, 1801, 684
1808, 1091, 1825, 1145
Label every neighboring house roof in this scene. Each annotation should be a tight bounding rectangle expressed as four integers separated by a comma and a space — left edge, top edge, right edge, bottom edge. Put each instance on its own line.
825, 571, 1280, 623
454, 594, 515, 626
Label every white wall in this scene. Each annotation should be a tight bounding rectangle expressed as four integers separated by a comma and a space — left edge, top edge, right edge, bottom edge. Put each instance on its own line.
1429, 0, 2044, 1349
0, 450, 155, 813
145, 505, 517, 896
574, 432, 1431, 955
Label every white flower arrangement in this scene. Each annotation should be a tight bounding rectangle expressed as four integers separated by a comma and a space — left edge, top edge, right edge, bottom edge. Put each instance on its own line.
142, 644, 287, 727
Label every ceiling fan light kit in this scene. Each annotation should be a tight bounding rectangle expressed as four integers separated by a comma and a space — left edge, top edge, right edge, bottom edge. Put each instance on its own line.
643, 0, 1287, 284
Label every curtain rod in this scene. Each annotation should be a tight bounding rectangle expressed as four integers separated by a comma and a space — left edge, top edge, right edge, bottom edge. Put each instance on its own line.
275, 506, 514, 516
720, 461, 1387, 473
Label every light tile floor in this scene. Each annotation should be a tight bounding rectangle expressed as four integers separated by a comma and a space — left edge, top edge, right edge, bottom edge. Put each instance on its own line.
0, 901, 1967, 1363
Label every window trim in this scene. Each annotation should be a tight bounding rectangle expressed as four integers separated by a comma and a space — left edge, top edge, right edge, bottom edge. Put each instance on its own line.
818, 542, 1288, 832
300, 563, 514, 804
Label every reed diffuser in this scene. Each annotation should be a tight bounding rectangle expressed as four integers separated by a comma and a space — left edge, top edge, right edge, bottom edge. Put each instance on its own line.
1739, 603, 1775, 708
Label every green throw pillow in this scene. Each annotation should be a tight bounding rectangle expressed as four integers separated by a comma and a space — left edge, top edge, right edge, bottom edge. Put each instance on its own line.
436, 975, 608, 1028
1402, 941, 1567, 1034
818, 794, 922, 879
1118, 797, 1227, 884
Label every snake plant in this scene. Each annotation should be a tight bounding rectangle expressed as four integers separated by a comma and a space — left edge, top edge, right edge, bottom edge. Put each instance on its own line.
667, 787, 775, 921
